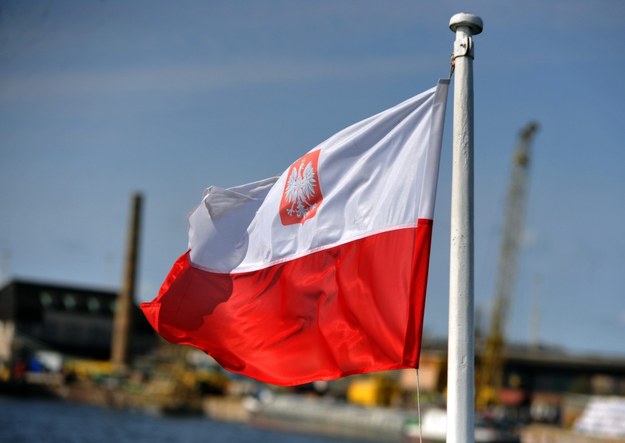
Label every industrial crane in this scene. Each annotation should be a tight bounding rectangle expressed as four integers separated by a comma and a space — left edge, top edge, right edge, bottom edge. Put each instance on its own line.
477, 122, 539, 409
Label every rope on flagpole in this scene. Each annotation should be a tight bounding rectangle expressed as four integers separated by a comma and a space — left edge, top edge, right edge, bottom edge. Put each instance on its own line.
416, 369, 423, 443
450, 31, 475, 79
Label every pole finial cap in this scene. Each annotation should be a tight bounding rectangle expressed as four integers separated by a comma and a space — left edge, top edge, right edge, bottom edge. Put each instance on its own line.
449, 13, 483, 35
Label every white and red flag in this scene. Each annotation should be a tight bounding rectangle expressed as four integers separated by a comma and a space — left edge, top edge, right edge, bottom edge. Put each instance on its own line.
142, 80, 449, 385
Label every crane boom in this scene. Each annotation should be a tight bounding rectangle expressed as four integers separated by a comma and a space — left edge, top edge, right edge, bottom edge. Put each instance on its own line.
477, 122, 539, 408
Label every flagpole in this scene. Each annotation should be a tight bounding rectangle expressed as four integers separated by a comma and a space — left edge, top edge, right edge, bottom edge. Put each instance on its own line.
447, 12, 482, 443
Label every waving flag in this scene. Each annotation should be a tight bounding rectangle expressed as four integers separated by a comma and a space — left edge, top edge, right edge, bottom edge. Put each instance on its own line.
142, 80, 449, 386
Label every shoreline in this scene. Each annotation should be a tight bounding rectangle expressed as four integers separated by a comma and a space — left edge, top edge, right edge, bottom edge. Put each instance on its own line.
4, 378, 625, 443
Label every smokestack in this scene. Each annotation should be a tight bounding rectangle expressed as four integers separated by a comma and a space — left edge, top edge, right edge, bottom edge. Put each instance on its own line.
111, 192, 143, 368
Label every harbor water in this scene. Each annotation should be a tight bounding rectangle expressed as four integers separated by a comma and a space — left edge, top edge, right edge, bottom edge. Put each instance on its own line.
0, 396, 364, 443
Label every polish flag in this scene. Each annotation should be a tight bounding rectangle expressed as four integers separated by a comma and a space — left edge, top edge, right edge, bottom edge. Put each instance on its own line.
142, 80, 449, 386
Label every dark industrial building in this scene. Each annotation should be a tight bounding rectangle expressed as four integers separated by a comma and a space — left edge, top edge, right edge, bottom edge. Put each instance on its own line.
0, 279, 157, 361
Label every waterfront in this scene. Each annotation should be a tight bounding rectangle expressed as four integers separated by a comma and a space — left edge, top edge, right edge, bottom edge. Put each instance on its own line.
0, 396, 364, 443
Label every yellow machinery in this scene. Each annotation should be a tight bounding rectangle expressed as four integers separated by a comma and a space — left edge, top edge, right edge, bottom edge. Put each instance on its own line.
477, 123, 539, 409
347, 374, 400, 407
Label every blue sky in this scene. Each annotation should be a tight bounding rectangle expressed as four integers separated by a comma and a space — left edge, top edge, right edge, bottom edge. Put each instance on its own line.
1, 0, 624, 357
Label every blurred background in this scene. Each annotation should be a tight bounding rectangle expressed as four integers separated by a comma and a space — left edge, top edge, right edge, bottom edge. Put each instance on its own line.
1, 1, 624, 442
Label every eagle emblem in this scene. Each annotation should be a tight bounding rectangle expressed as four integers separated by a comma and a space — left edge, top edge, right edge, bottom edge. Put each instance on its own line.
279, 150, 322, 225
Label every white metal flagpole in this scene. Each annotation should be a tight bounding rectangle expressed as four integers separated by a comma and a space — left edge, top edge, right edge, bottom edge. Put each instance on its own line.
447, 12, 483, 443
